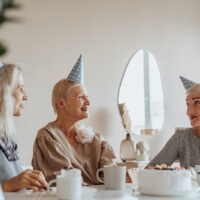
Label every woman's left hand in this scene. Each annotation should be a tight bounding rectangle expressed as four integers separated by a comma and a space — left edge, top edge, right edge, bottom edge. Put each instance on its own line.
2, 169, 48, 192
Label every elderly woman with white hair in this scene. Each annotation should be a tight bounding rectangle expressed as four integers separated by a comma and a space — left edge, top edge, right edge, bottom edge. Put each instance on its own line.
32, 55, 116, 184
146, 77, 200, 169
0, 63, 47, 192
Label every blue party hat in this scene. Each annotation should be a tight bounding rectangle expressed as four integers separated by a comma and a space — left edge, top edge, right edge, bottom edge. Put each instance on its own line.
66, 55, 83, 84
179, 76, 196, 90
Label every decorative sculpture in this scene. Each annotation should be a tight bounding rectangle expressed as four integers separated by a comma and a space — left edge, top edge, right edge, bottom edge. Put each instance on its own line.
119, 103, 136, 162
136, 141, 149, 162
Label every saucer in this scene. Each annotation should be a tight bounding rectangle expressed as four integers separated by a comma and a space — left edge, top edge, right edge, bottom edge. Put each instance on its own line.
47, 186, 97, 197
92, 190, 132, 200
137, 187, 200, 197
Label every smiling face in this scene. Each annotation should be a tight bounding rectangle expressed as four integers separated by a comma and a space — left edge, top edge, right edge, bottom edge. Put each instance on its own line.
186, 84, 200, 127
56, 83, 90, 122
65, 85, 90, 120
12, 72, 28, 116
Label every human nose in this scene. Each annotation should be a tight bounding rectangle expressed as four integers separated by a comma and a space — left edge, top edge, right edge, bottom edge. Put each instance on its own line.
23, 90, 28, 100
85, 96, 90, 105
187, 105, 194, 115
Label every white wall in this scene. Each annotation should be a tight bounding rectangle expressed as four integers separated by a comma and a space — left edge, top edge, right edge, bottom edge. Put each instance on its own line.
1, 0, 200, 165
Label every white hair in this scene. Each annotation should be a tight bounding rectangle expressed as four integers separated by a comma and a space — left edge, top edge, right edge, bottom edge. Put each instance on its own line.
0, 64, 22, 142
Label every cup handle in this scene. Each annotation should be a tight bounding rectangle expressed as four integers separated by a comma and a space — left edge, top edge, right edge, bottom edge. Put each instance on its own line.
96, 168, 104, 183
47, 179, 56, 194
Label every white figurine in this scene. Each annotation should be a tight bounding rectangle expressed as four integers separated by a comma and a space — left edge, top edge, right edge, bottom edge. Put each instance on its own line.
136, 141, 150, 162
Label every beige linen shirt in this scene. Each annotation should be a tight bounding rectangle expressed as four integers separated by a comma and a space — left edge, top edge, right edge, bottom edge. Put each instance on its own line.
32, 122, 116, 184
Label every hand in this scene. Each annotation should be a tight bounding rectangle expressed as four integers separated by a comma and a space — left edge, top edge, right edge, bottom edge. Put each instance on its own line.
2, 169, 48, 192
145, 165, 154, 169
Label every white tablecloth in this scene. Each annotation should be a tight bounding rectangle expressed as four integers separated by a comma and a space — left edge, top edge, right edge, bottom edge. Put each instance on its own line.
4, 183, 200, 200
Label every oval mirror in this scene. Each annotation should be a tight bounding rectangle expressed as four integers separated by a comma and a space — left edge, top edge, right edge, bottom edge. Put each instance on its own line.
118, 49, 164, 135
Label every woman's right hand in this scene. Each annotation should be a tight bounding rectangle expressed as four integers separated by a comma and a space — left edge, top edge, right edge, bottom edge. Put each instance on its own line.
2, 169, 48, 192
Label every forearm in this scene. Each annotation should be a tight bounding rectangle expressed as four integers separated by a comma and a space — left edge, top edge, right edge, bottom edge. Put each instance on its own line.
146, 135, 179, 168
1, 179, 22, 192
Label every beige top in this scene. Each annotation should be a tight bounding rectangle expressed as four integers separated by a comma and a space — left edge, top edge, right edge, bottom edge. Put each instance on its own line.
32, 122, 116, 184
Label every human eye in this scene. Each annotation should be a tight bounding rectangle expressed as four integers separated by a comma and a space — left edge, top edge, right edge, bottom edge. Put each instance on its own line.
78, 95, 84, 99
20, 87, 25, 93
15, 86, 22, 93
194, 100, 200, 105
78, 94, 88, 100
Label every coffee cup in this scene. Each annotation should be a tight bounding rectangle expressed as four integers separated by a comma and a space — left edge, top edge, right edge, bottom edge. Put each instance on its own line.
48, 169, 82, 200
96, 165, 126, 190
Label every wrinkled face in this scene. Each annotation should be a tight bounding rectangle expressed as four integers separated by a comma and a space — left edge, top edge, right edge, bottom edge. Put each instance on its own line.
61, 85, 90, 121
186, 92, 200, 127
12, 73, 28, 116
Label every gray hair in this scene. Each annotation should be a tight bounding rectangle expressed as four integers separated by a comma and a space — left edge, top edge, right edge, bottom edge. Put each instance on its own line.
0, 64, 22, 141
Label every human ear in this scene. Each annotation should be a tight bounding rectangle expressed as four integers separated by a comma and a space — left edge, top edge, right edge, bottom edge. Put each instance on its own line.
56, 98, 65, 111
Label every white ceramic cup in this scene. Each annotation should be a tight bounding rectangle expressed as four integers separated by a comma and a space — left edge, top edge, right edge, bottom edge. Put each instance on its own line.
48, 170, 82, 200
96, 165, 126, 190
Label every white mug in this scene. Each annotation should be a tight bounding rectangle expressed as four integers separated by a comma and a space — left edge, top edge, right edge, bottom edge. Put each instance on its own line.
96, 165, 126, 190
48, 169, 82, 200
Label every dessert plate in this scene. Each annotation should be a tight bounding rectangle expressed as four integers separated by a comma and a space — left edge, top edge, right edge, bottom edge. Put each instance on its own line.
137, 187, 200, 197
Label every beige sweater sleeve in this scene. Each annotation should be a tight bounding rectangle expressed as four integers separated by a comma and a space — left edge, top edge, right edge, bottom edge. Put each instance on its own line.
32, 131, 72, 181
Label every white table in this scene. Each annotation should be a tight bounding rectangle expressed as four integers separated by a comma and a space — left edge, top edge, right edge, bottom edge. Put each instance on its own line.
4, 183, 200, 200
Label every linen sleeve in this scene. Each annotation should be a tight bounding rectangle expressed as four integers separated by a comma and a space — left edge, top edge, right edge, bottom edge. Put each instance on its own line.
99, 136, 116, 168
32, 132, 72, 181
146, 132, 180, 167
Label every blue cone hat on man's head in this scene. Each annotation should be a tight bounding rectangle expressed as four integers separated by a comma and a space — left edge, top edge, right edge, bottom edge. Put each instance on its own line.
66, 55, 83, 84
179, 76, 196, 91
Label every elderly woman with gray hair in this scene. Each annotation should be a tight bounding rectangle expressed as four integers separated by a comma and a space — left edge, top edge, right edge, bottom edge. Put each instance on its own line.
146, 77, 200, 169
0, 63, 47, 192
